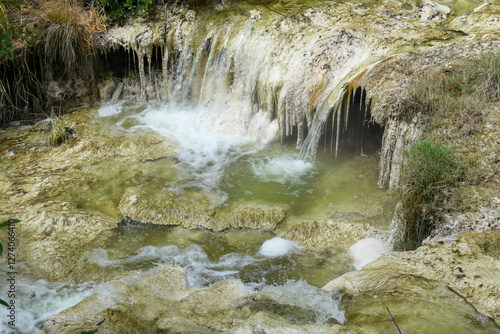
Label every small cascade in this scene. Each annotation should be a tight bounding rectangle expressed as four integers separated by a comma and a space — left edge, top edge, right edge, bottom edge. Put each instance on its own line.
299, 78, 382, 161
101, 5, 370, 147
298, 84, 348, 160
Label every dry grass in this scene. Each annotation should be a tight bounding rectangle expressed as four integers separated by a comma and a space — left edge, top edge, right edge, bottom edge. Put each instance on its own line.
1, 0, 107, 125
400, 53, 500, 136
21, 0, 107, 75
46, 114, 73, 146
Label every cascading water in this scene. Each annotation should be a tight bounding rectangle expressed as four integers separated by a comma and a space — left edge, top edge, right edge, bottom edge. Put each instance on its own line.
107, 3, 374, 153
1, 226, 351, 332
0, 5, 393, 333
1, 9, 393, 330
2, 1, 499, 332
83, 3, 392, 219
97, 99, 388, 219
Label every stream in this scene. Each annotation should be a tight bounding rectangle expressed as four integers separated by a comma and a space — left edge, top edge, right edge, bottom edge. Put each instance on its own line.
1, 100, 498, 333
1, 0, 499, 331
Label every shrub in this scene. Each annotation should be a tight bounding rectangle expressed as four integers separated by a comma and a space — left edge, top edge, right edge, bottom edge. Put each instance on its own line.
91, 0, 153, 22
395, 140, 465, 250
0, 0, 32, 62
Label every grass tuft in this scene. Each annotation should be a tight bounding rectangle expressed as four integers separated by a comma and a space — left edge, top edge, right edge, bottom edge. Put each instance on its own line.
47, 114, 73, 146
395, 140, 465, 250
24, 0, 108, 76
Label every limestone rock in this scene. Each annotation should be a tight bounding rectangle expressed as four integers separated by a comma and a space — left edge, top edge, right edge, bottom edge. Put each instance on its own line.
97, 79, 116, 104
209, 200, 289, 232
324, 229, 500, 327
449, 5, 500, 36
119, 187, 216, 228
417, 0, 452, 21
276, 219, 375, 252
109, 81, 124, 105
16, 202, 118, 281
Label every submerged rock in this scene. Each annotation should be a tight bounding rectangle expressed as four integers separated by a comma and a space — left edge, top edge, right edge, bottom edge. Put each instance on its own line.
276, 219, 378, 252
209, 200, 289, 231
17, 202, 119, 281
44, 265, 343, 333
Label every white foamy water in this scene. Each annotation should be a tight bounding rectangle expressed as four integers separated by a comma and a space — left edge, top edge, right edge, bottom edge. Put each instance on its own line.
251, 155, 315, 185
97, 100, 127, 117
0, 277, 96, 334
112, 102, 259, 199
258, 237, 302, 257
348, 237, 392, 270
84, 238, 305, 288
260, 280, 346, 325
96, 101, 318, 207
79, 235, 347, 326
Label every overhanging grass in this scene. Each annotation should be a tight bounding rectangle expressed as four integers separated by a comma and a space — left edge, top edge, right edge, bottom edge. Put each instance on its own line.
0, 0, 108, 125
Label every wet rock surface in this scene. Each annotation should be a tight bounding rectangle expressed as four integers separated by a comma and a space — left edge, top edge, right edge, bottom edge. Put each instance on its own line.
0, 107, 386, 283
44, 265, 344, 334
324, 229, 500, 327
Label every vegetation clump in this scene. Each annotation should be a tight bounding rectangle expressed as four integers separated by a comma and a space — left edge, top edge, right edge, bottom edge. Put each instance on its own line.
46, 114, 74, 146
25, 0, 108, 76
395, 53, 500, 250
396, 141, 465, 250
0, 0, 108, 125
91, 0, 153, 23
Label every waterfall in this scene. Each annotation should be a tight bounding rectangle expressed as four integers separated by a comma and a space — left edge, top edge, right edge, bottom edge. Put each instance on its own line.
104, 5, 373, 153
298, 84, 348, 160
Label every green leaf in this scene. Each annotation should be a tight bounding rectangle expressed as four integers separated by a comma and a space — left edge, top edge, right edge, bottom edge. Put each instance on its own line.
0, 219, 21, 228
0, 243, 3, 257
0, 298, 8, 307
80, 331, 95, 334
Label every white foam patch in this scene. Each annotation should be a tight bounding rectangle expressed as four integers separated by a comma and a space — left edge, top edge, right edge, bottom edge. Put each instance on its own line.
0, 277, 96, 333
348, 237, 392, 270
97, 100, 127, 117
258, 237, 301, 257
259, 280, 346, 324
84, 244, 258, 287
129, 104, 256, 197
251, 155, 315, 185
248, 111, 279, 144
